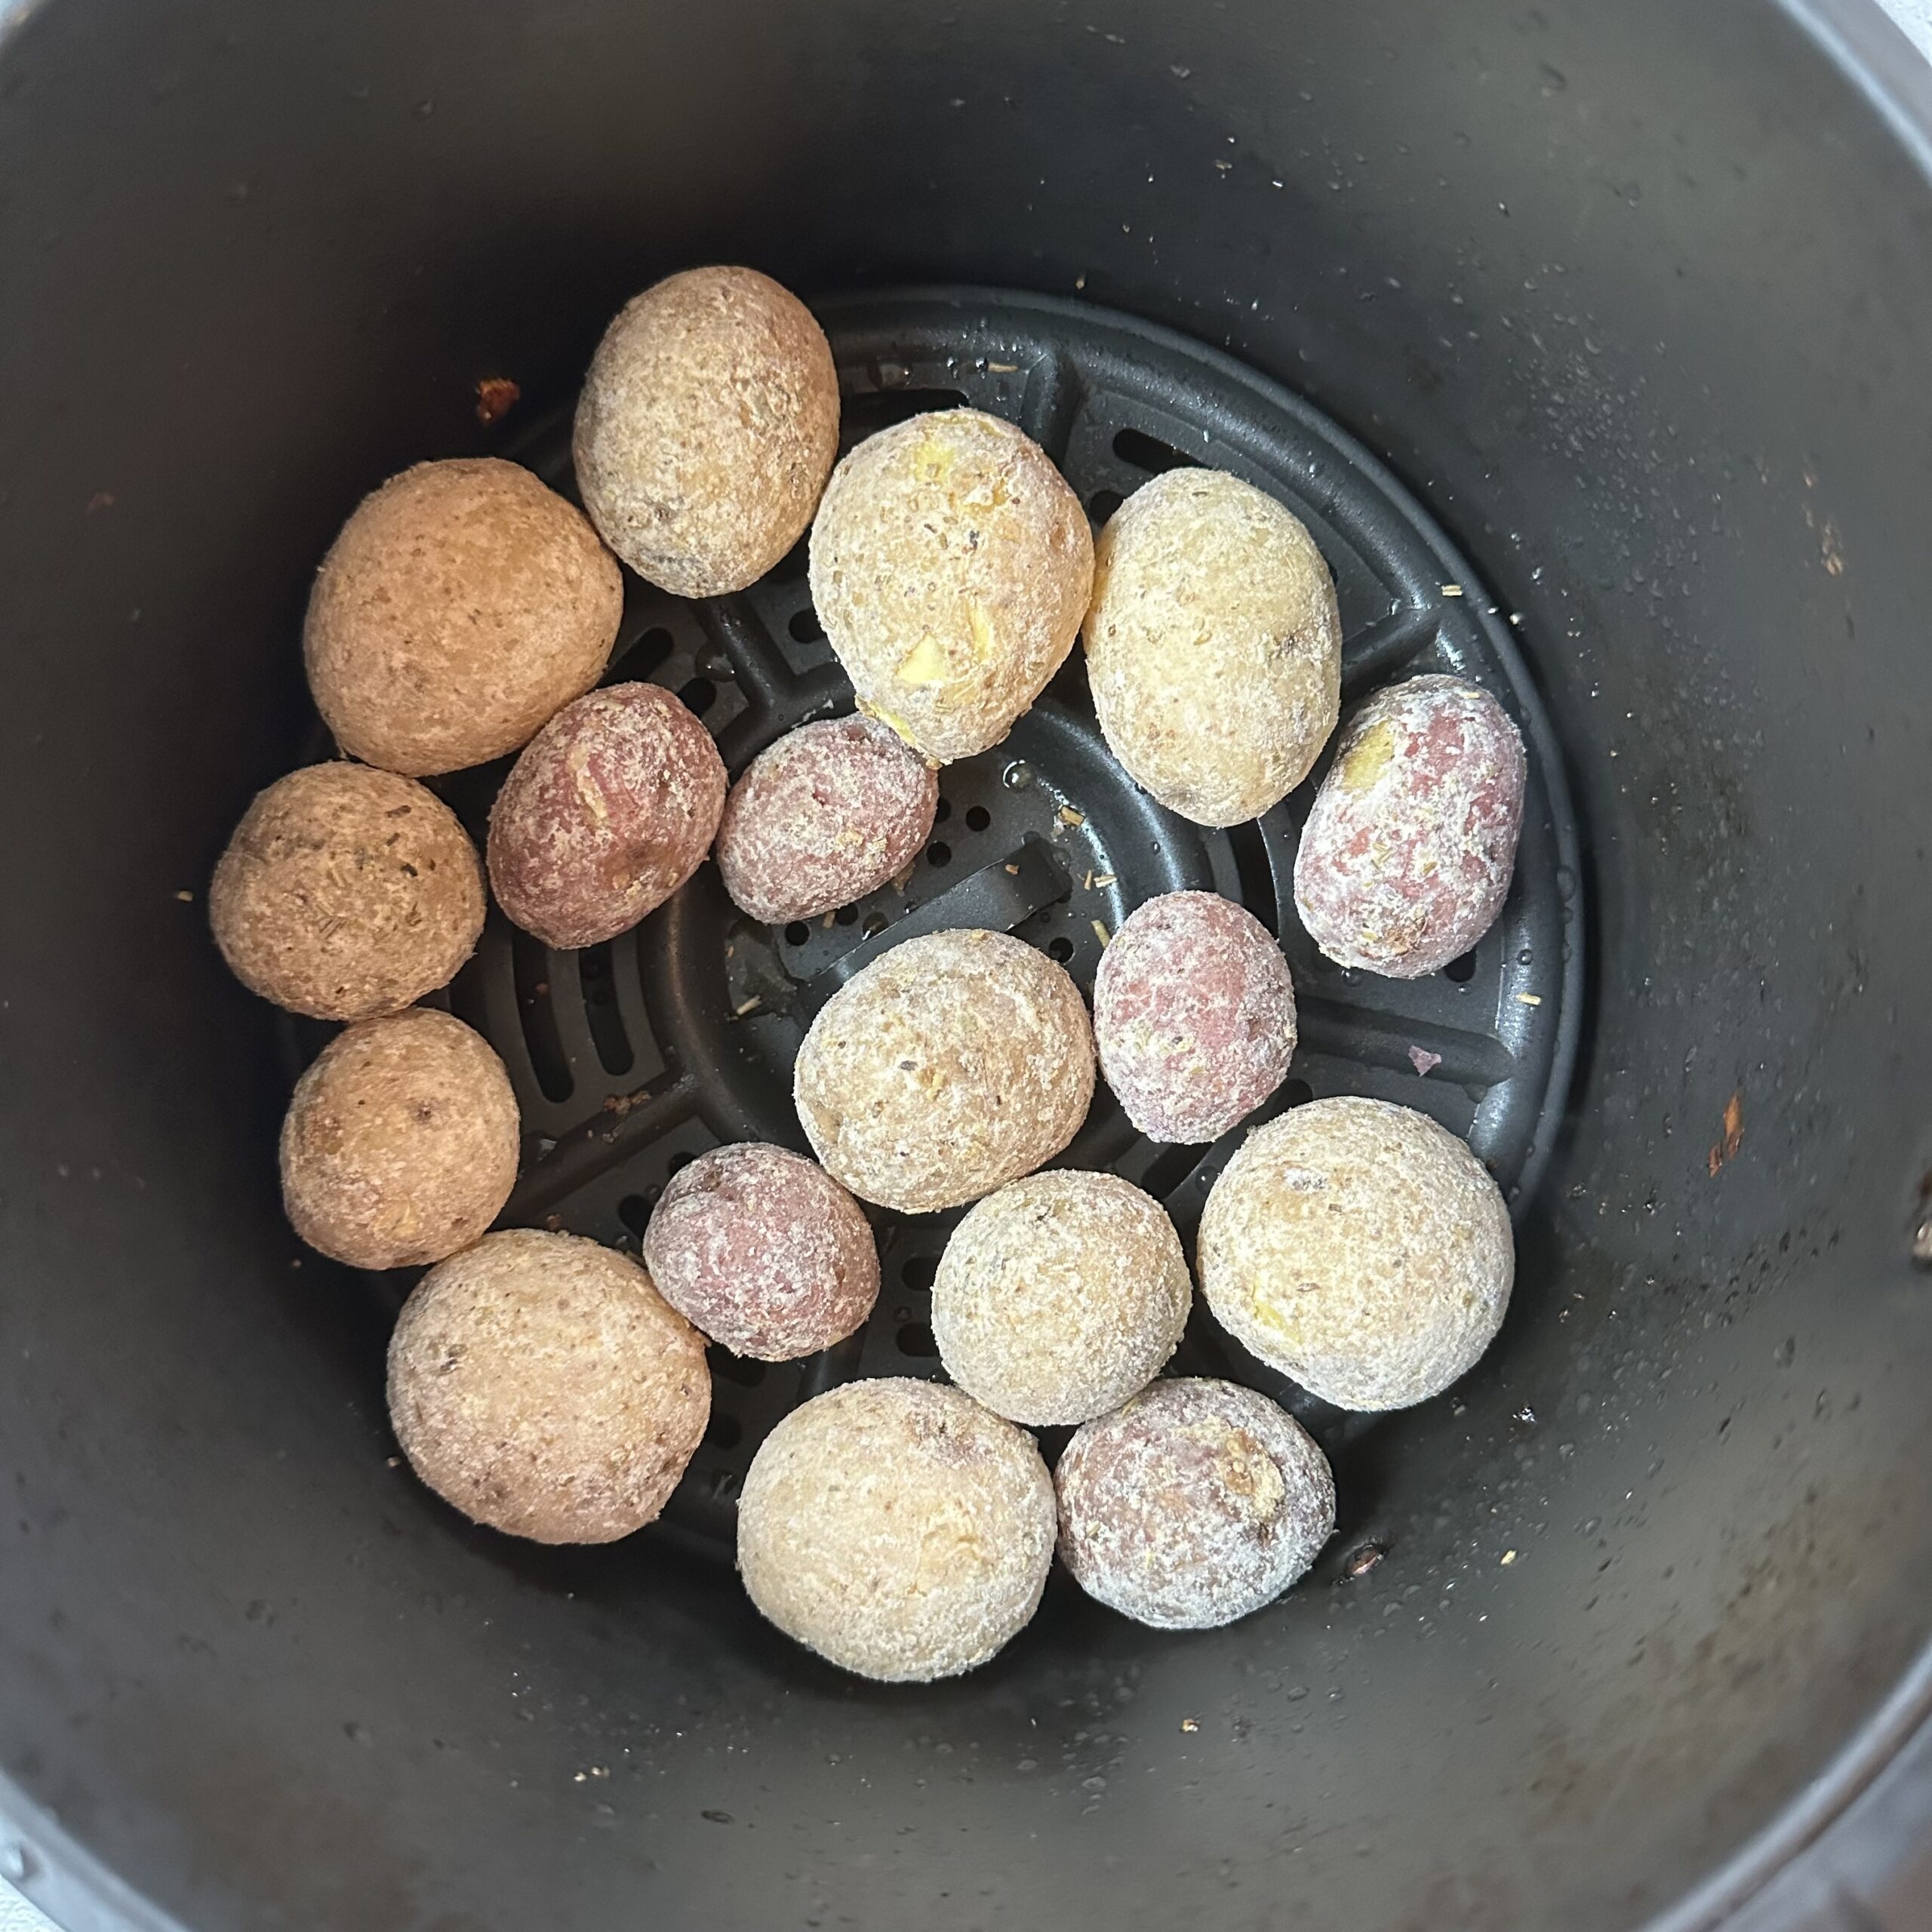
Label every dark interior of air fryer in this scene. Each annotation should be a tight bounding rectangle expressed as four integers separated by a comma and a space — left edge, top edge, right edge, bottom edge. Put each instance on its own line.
5, 4, 1932, 1930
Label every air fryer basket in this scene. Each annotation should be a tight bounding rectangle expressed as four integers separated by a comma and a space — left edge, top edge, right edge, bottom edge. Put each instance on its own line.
2, 2, 1930, 1930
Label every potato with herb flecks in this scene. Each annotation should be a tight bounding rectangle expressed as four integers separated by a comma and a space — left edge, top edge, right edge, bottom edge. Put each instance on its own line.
714, 715, 938, 923
1198, 1097, 1512, 1410
642, 1143, 879, 1361
210, 762, 485, 1020
1057, 1378, 1335, 1629
280, 1008, 518, 1271
574, 266, 840, 597
932, 1170, 1191, 1426
1084, 469, 1340, 826
1294, 674, 1527, 977
304, 458, 622, 777
737, 1378, 1055, 1681
1094, 890, 1297, 1144
809, 410, 1093, 762
487, 682, 727, 950
792, 928, 1095, 1213
387, 1229, 709, 1544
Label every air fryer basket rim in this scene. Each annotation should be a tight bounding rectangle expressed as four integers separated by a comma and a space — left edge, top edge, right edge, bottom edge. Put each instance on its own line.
1, 0, 1930, 1927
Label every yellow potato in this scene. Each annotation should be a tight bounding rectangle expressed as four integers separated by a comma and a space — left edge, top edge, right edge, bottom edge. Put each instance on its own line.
1084, 469, 1340, 826
809, 410, 1092, 761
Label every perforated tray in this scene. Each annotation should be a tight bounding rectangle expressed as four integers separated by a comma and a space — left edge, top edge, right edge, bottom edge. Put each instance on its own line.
293, 287, 1584, 1550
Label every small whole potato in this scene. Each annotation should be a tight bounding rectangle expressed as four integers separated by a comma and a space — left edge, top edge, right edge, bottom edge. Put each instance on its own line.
1093, 891, 1297, 1144
1057, 1379, 1335, 1630
642, 1143, 880, 1361
487, 682, 727, 950
574, 266, 840, 597
210, 762, 485, 1020
1198, 1096, 1512, 1410
1294, 675, 1527, 977
737, 1378, 1056, 1681
280, 1008, 519, 1271
1084, 469, 1341, 826
388, 1229, 709, 1544
714, 714, 938, 924
809, 410, 1094, 762
931, 1170, 1191, 1426
304, 458, 622, 777
793, 928, 1095, 1213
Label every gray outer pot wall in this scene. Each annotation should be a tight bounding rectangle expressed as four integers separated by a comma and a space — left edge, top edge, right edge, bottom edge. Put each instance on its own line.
2, 0, 1932, 1930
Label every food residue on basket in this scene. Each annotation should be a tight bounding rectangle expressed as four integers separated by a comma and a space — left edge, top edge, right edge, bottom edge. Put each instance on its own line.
1708, 1090, 1744, 1177
1407, 1045, 1441, 1077
474, 376, 521, 425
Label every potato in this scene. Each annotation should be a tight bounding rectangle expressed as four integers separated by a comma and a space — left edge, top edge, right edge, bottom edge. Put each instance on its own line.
209, 761, 485, 1020
1197, 1097, 1512, 1410
1057, 1379, 1335, 1630
1092, 890, 1297, 1143
280, 1008, 518, 1271
1293, 675, 1527, 977
713, 714, 938, 924
1084, 469, 1341, 826
931, 1170, 1191, 1426
387, 1229, 709, 1544
574, 266, 840, 597
641, 1143, 879, 1361
304, 458, 622, 777
809, 410, 1093, 762
486, 682, 727, 950
792, 928, 1095, 1213
737, 1379, 1055, 1681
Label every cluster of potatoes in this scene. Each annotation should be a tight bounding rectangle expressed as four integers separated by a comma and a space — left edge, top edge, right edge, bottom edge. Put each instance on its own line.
210, 265, 1531, 1684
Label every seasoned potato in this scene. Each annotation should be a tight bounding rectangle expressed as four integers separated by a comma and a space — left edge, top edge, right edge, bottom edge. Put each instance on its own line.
304, 458, 620, 778
931, 1170, 1191, 1426
1294, 674, 1527, 977
1084, 469, 1340, 826
792, 928, 1094, 1213
280, 1008, 518, 1271
1092, 890, 1297, 1144
642, 1143, 879, 1361
574, 266, 839, 598
210, 762, 485, 1020
388, 1230, 709, 1544
809, 410, 1092, 762
1057, 1379, 1335, 1630
486, 682, 727, 950
1198, 1097, 1512, 1410
713, 715, 937, 924
737, 1379, 1055, 1681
